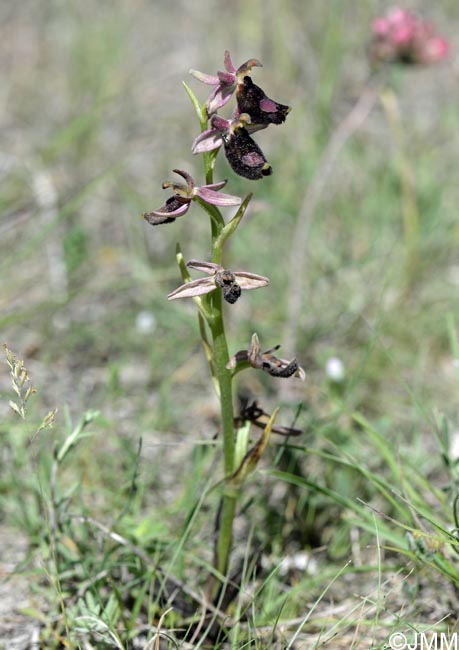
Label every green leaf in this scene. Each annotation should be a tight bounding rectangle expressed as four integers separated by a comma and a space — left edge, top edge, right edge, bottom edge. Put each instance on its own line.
231, 408, 279, 486
175, 242, 191, 283
234, 421, 251, 471
182, 81, 205, 125
214, 193, 252, 252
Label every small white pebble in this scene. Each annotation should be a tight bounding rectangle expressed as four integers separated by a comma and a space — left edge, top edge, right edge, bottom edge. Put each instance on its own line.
136, 311, 156, 334
278, 551, 318, 576
32, 170, 57, 208
326, 357, 345, 382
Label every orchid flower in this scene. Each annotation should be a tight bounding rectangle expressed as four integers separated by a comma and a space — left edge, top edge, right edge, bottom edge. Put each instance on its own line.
167, 260, 269, 304
192, 115, 272, 180
143, 169, 241, 226
190, 50, 292, 126
190, 50, 262, 115
227, 333, 306, 379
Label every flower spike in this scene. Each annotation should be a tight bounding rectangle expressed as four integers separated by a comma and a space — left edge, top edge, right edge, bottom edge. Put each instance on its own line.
143, 169, 241, 226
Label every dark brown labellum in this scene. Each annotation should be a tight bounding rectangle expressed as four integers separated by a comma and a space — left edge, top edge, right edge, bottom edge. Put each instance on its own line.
222, 283, 242, 304
223, 127, 272, 180
274, 359, 300, 378
143, 196, 185, 225
228, 334, 305, 380
262, 356, 299, 378
237, 76, 291, 125
215, 270, 242, 304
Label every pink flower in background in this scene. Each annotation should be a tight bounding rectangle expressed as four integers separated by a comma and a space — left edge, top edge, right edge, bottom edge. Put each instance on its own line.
422, 37, 449, 64
370, 8, 449, 65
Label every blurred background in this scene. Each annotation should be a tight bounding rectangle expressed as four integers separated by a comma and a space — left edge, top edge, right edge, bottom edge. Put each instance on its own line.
1, 0, 459, 548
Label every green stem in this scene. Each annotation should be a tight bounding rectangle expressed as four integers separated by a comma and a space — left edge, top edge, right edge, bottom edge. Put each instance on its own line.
210, 290, 234, 475
209, 232, 234, 475
196, 126, 237, 578
209, 275, 237, 577
216, 491, 238, 577
171, 89, 243, 582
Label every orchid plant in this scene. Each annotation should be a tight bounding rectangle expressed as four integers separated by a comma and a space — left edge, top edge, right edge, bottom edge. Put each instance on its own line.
143, 51, 303, 581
